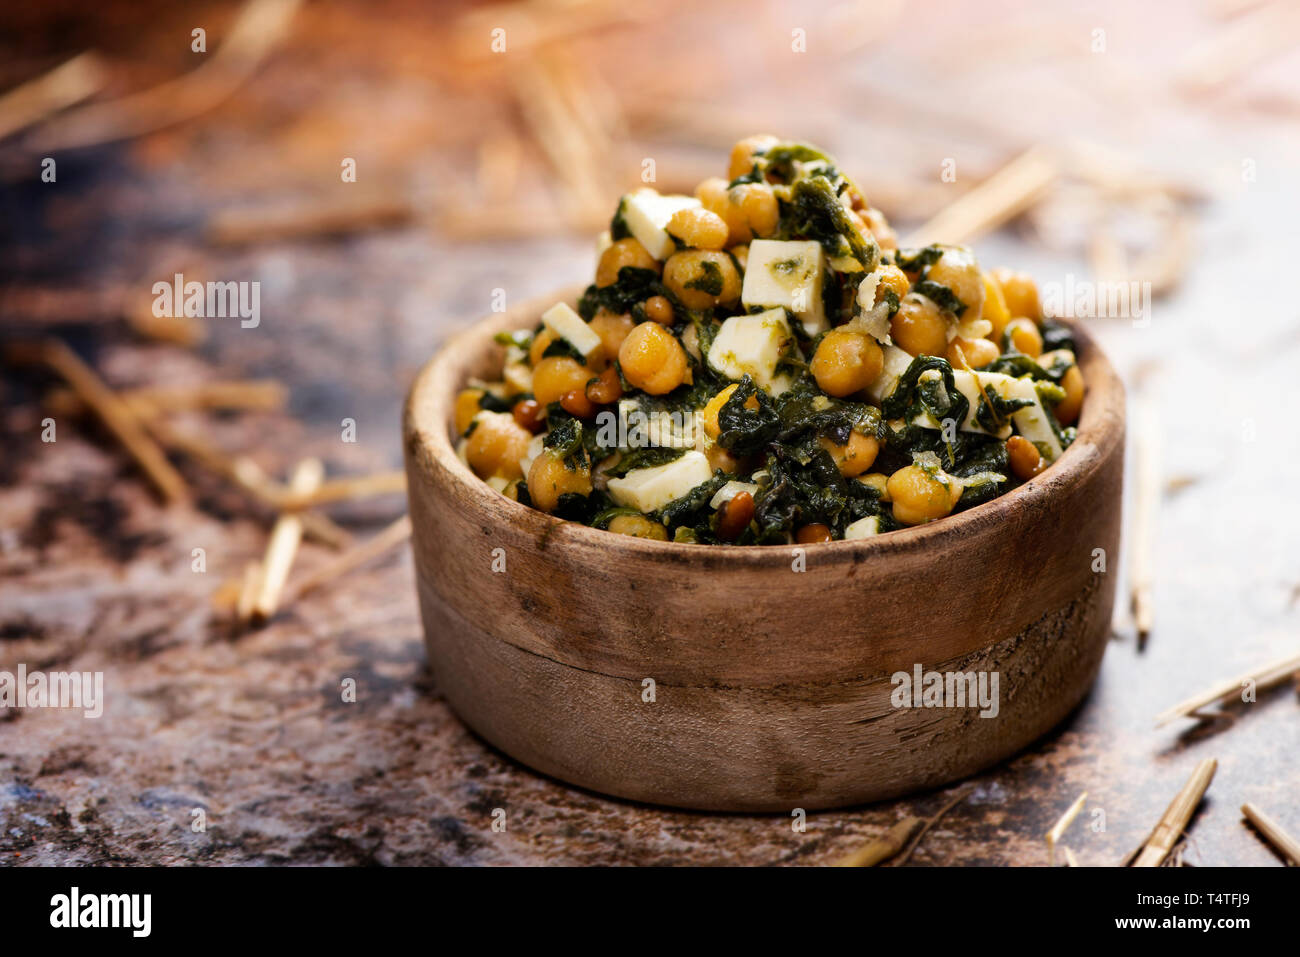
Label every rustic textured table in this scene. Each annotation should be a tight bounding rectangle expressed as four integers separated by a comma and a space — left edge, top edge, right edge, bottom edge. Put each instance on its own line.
2, 0, 1298, 865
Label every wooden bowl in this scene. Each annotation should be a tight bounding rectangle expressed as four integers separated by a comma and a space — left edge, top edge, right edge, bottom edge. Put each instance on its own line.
403, 284, 1125, 811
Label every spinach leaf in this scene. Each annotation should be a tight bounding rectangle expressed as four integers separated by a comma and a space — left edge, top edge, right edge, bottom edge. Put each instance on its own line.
605, 446, 684, 478
780, 177, 879, 270
716, 375, 781, 456
881, 355, 970, 430
911, 279, 966, 317
1040, 318, 1076, 353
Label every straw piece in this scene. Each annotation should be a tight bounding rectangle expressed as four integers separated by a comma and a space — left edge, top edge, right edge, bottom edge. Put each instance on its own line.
1177, 2, 1300, 92
834, 816, 925, 867
1063, 846, 1080, 868
0, 52, 108, 142
30, 0, 302, 151
278, 471, 406, 509
7, 339, 188, 504
235, 560, 263, 623
1155, 650, 1300, 727
451, 0, 650, 62
900, 145, 1058, 248
1132, 759, 1217, 868
207, 194, 415, 246
124, 291, 207, 347
1241, 802, 1300, 865
1046, 790, 1088, 867
286, 514, 412, 604
890, 786, 973, 866
1129, 401, 1160, 648
46, 379, 287, 418
249, 458, 323, 623
140, 416, 350, 549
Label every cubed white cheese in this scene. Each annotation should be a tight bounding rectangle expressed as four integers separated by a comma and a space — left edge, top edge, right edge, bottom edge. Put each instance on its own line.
707, 308, 795, 395
619, 189, 700, 261
843, 515, 881, 540
865, 344, 916, 404
617, 399, 696, 449
908, 369, 1014, 440
742, 239, 827, 335
1005, 376, 1063, 461
606, 450, 713, 513
709, 480, 759, 510
541, 302, 603, 358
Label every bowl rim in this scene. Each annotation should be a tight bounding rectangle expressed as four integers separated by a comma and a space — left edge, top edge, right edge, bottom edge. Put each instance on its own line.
405, 283, 1125, 568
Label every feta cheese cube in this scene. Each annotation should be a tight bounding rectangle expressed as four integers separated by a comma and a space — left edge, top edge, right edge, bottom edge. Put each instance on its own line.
606, 450, 714, 513
865, 344, 917, 404
618, 189, 700, 261
742, 239, 828, 335
843, 515, 881, 540
707, 308, 795, 395
541, 302, 603, 358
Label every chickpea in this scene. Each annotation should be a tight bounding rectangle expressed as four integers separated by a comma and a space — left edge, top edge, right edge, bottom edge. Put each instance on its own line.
560, 388, 596, 419
695, 177, 752, 246
454, 388, 484, 435
1006, 435, 1046, 480
662, 250, 741, 311
811, 330, 884, 397
716, 490, 755, 542
818, 431, 879, 478
1005, 318, 1043, 358
945, 336, 1000, 369
705, 442, 745, 474
727, 133, 779, 180
644, 295, 675, 324
1054, 364, 1085, 425
608, 513, 669, 540
596, 237, 660, 288
876, 263, 909, 302
980, 272, 1012, 344
526, 451, 593, 513
589, 309, 635, 359
857, 472, 891, 501
465, 411, 532, 481
730, 244, 749, 272
891, 294, 949, 357
532, 356, 591, 406
667, 207, 729, 251
926, 247, 985, 324
796, 523, 833, 544
862, 206, 898, 250
729, 182, 779, 238
528, 328, 556, 367
618, 321, 688, 395
991, 267, 1042, 323
887, 465, 961, 526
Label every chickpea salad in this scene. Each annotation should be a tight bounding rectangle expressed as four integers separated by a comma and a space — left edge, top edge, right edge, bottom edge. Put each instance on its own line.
454, 136, 1085, 545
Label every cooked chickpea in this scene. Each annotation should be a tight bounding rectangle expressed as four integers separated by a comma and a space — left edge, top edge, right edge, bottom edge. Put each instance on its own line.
584, 365, 623, 405
980, 272, 1011, 344
644, 295, 675, 324
695, 177, 752, 246
701, 384, 739, 439
528, 328, 556, 367
705, 442, 745, 474
875, 263, 909, 302
1054, 364, 1084, 425
811, 330, 884, 397
857, 472, 890, 501
465, 411, 532, 481
526, 451, 593, 513
1006, 435, 1046, 480
727, 133, 778, 180
531, 356, 591, 406
512, 397, 545, 433
608, 514, 669, 540
861, 205, 897, 250
662, 250, 741, 311
945, 336, 1000, 369
891, 294, 949, 357
991, 267, 1042, 323
796, 523, 833, 544
730, 244, 749, 272
1005, 317, 1043, 358
818, 432, 879, 478
588, 309, 635, 359
926, 247, 985, 323
887, 465, 961, 526
666, 207, 729, 251
454, 388, 483, 435
560, 388, 596, 419
729, 182, 779, 238
618, 322, 688, 395
596, 237, 660, 287
716, 490, 755, 542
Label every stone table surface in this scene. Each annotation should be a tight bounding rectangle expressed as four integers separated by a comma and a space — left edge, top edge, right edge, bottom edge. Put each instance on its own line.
1, 0, 1298, 866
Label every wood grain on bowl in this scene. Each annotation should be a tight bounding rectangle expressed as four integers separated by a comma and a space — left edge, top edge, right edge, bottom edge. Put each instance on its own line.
403, 286, 1125, 811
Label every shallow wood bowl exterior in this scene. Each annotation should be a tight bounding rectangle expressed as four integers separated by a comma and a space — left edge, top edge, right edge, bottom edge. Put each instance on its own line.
403, 284, 1125, 812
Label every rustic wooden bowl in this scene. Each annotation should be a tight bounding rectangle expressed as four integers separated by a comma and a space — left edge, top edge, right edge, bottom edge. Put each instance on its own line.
403, 284, 1125, 812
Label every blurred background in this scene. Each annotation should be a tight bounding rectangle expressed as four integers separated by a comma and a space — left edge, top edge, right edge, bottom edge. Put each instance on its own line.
1, 0, 1298, 865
